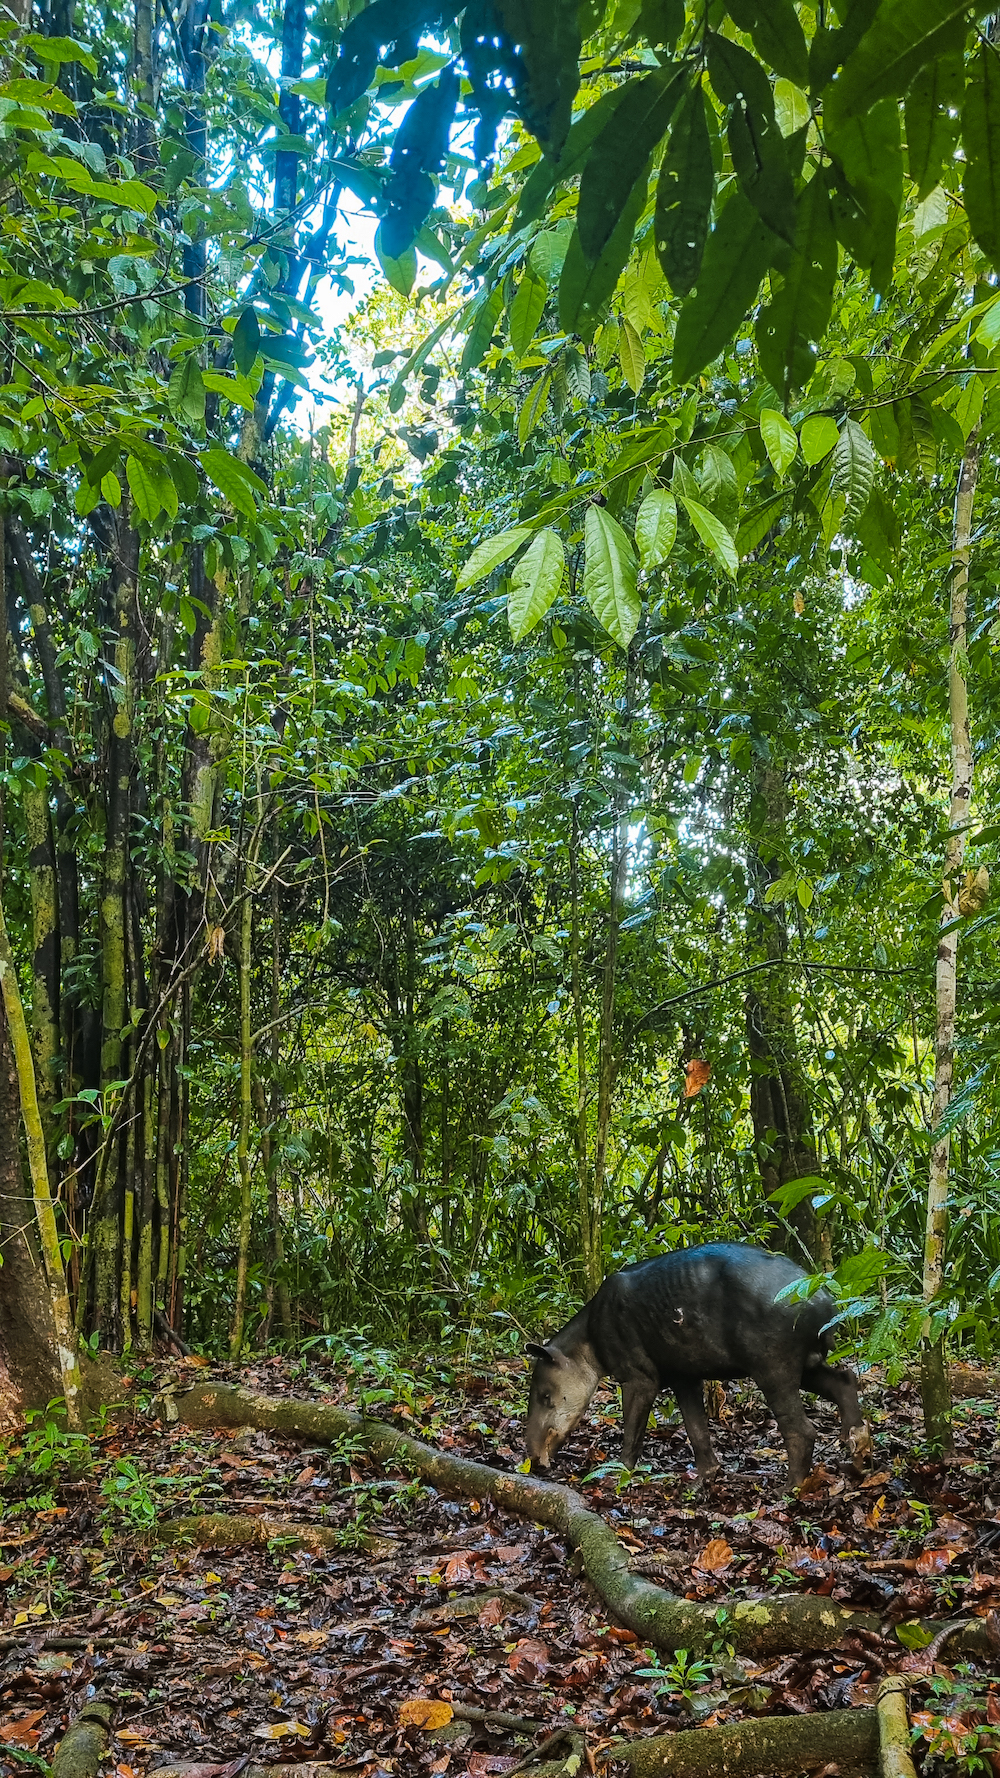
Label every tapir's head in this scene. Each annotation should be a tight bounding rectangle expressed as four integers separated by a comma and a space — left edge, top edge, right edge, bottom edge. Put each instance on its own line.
524, 1342, 600, 1471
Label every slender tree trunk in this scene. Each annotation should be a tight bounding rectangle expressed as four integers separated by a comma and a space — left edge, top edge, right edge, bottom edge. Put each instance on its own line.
230, 834, 262, 1356
92, 511, 139, 1349
132, 0, 156, 169
24, 772, 59, 1156
745, 761, 824, 1265
921, 435, 980, 1448
569, 804, 596, 1292
0, 892, 83, 1424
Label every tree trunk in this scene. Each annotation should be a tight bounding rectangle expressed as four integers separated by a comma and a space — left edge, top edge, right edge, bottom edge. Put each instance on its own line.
24, 771, 59, 1156
230, 832, 263, 1357
0, 893, 83, 1424
569, 805, 595, 1291
745, 761, 824, 1265
921, 435, 979, 1449
0, 993, 64, 1426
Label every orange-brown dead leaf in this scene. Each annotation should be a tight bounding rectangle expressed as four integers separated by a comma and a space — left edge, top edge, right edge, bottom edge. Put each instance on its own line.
508, 1637, 550, 1681
916, 1547, 953, 1574
0, 1711, 45, 1747
398, 1700, 454, 1730
694, 1538, 733, 1573
683, 1059, 711, 1097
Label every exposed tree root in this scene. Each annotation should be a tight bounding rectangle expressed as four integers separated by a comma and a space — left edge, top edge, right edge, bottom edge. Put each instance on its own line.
875, 1677, 918, 1778
51, 1702, 111, 1778
611, 1707, 876, 1776
164, 1381, 992, 1666
153, 1510, 399, 1557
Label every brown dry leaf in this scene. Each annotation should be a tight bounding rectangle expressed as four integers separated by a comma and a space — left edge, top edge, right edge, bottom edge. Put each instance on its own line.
750, 1519, 788, 1547
915, 1547, 953, 1575
494, 1544, 528, 1564
793, 590, 805, 615
296, 1467, 318, 1485
115, 1731, 157, 1748
0, 1711, 46, 1747
398, 1700, 454, 1731
467, 1756, 519, 1776
508, 1637, 550, 1681
443, 1554, 476, 1584
683, 1059, 711, 1097
694, 1539, 733, 1573
478, 1596, 511, 1629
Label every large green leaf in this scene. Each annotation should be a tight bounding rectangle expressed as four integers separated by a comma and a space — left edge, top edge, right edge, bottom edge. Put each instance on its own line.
905, 50, 963, 199
457, 525, 533, 591
855, 484, 901, 572
830, 418, 875, 518
708, 36, 795, 244
635, 488, 677, 569
559, 170, 649, 341
618, 317, 646, 393
577, 66, 685, 265
167, 356, 206, 427
826, 99, 904, 211
826, 0, 972, 124
736, 492, 787, 555
199, 449, 265, 520
494, 0, 580, 155
672, 188, 776, 383
655, 79, 713, 297
517, 368, 552, 445
583, 505, 640, 647
508, 529, 565, 640
760, 408, 798, 477
679, 495, 738, 577
725, 0, 809, 86
462, 286, 504, 373
963, 42, 1000, 270
232, 306, 261, 376
125, 453, 162, 524
514, 88, 626, 229
508, 268, 548, 359
755, 174, 837, 399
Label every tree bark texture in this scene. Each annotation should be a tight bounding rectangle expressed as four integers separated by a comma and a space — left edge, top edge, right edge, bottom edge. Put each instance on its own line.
0, 997, 63, 1425
921, 435, 979, 1448
0, 893, 83, 1423
745, 761, 823, 1264
163, 1382, 992, 1666
616, 1707, 876, 1778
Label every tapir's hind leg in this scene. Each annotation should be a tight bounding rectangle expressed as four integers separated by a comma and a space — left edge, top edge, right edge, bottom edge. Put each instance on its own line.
672, 1378, 721, 1484
756, 1369, 816, 1489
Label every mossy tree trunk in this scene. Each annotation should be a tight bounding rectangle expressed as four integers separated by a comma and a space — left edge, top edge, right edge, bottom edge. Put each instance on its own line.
921, 435, 980, 1450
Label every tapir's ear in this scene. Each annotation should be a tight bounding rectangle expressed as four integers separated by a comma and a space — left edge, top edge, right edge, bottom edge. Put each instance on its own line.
526, 1342, 555, 1364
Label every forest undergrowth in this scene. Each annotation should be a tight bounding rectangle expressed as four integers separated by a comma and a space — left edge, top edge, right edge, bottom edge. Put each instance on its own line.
1, 1352, 1000, 1778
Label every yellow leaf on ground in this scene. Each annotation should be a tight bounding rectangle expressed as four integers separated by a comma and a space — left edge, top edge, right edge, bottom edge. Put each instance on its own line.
399, 1699, 455, 1730
694, 1538, 734, 1573
253, 1722, 311, 1740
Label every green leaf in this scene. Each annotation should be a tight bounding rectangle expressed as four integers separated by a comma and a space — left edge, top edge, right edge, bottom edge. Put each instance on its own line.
232, 306, 261, 376
827, 0, 971, 126
963, 42, 1000, 270
24, 32, 97, 73
559, 168, 649, 341
577, 66, 685, 265
698, 442, 738, 532
679, 495, 738, 578
508, 529, 566, 641
708, 35, 796, 244
830, 418, 875, 519
514, 88, 627, 230
462, 286, 504, 373
125, 453, 163, 524
456, 525, 533, 592
655, 78, 713, 298
895, 1621, 934, 1652
856, 484, 901, 572
374, 226, 417, 297
618, 316, 646, 392
199, 448, 265, 520
736, 492, 786, 555
672, 187, 776, 383
726, 0, 809, 86
167, 355, 206, 427
906, 51, 963, 200
517, 368, 552, 445
635, 487, 677, 569
508, 268, 547, 359
760, 407, 798, 477
800, 413, 840, 464
826, 100, 903, 290
755, 175, 837, 399
583, 505, 640, 647
100, 471, 121, 509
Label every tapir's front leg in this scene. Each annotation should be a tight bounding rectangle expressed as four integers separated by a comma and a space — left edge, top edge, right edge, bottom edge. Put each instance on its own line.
620, 1374, 659, 1468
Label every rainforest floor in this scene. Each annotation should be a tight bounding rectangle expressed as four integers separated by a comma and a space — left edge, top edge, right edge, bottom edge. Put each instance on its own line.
1, 1351, 1000, 1778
